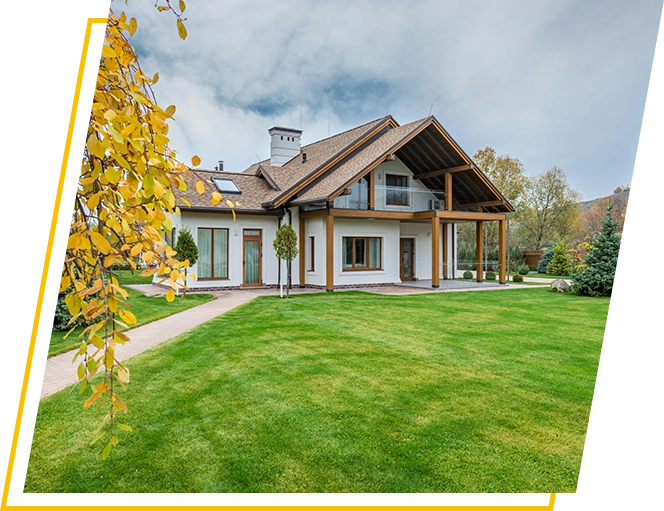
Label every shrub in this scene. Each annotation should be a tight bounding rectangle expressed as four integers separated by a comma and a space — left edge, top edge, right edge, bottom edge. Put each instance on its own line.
572, 205, 621, 297
528, 264, 538, 272
485, 271, 496, 280
569, 236, 593, 272
517, 264, 530, 275
510, 245, 524, 267
547, 242, 572, 276
512, 273, 524, 282
463, 270, 473, 279
174, 228, 199, 296
537, 245, 555, 273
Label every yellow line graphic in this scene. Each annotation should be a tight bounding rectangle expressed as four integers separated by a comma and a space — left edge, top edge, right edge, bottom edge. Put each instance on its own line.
1, 16, 108, 510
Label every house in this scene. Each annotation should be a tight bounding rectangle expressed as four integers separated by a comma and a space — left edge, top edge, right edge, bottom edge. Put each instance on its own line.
164, 115, 513, 291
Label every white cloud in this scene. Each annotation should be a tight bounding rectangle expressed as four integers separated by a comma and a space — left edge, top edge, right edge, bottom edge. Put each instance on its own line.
115, 0, 661, 198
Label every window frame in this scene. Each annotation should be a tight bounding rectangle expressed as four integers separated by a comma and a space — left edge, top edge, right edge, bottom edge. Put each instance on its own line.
165, 226, 177, 248
385, 174, 409, 206
342, 236, 382, 271
308, 236, 315, 272
211, 177, 242, 195
197, 227, 230, 280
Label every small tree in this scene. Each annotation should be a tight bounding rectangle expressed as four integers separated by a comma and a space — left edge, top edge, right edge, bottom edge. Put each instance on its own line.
273, 224, 299, 298
572, 205, 622, 297
174, 228, 198, 296
537, 244, 556, 273
546, 241, 572, 276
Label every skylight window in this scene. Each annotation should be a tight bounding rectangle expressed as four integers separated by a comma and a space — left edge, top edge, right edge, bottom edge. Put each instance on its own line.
211, 177, 241, 194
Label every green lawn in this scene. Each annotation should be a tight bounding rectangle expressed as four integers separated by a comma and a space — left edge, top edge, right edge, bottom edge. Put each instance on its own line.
27, 288, 608, 493
48, 274, 214, 357
111, 270, 154, 285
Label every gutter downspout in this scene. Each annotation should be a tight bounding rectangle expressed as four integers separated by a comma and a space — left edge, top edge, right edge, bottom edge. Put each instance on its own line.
277, 215, 282, 290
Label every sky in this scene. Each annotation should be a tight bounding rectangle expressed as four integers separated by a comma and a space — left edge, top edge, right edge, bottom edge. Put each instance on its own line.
117, 0, 662, 201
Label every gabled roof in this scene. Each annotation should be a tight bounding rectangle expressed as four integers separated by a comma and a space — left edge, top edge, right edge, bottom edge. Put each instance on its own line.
291, 116, 514, 213
291, 118, 430, 205
175, 115, 513, 215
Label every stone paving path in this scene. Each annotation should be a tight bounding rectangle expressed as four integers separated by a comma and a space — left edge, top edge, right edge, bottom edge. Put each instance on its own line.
39, 281, 545, 399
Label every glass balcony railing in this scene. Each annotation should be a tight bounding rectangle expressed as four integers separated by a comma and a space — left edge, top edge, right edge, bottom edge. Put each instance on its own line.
332, 184, 447, 213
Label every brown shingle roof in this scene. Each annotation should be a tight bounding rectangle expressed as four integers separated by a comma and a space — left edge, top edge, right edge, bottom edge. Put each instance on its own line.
175, 115, 512, 214
176, 169, 279, 212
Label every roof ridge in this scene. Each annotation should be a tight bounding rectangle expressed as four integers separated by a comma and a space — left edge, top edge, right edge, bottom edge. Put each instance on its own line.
195, 169, 260, 176
241, 116, 396, 172
300, 115, 395, 150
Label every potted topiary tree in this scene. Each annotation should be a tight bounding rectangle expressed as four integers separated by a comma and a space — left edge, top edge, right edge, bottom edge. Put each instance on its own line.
273, 224, 299, 298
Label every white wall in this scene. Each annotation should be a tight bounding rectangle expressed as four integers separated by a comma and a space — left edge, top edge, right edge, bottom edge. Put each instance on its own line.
163, 207, 456, 290
374, 157, 438, 212
399, 222, 432, 280
159, 211, 284, 289
304, 217, 325, 287
333, 218, 401, 286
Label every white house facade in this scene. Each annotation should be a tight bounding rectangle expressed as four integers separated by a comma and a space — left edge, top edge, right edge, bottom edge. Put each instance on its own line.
160, 116, 513, 292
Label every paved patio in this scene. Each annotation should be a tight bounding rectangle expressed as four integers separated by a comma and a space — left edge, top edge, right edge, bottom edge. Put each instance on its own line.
396, 279, 506, 290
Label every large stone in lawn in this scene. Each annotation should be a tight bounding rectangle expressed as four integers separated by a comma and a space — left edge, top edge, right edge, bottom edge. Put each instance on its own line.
550, 279, 571, 292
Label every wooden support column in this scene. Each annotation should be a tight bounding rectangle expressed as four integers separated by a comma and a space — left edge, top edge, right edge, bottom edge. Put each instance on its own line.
299, 217, 306, 287
445, 172, 453, 211
476, 221, 484, 282
432, 217, 440, 288
369, 170, 375, 210
326, 214, 334, 292
498, 218, 507, 284
442, 223, 448, 279
443, 173, 452, 281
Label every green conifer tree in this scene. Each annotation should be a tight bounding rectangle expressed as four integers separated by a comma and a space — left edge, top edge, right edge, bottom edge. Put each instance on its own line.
546, 241, 572, 276
174, 228, 198, 296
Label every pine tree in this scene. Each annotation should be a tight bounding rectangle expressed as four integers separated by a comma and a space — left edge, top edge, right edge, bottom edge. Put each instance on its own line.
174, 228, 198, 296
537, 244, 555, 273
572, 204, 622, 297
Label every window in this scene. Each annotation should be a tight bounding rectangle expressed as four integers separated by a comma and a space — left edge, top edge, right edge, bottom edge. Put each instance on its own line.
342, 237, 381, 270
211, 177, 241, 195
197, 228, 229, 279
308, 236, 315, 271
386, 174, 408, 206
165, 227, 177, 247
348, 176, 369, 210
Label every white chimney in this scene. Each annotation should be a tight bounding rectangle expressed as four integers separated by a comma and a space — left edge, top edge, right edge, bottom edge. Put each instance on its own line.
268, 126, 302, 167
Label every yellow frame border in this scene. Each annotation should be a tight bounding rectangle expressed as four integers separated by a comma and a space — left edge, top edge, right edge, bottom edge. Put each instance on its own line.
0, 13, 557, 511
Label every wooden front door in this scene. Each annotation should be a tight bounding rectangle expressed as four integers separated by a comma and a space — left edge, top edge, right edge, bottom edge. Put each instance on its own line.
243, 229, 262, 287
400, 238, 415, 281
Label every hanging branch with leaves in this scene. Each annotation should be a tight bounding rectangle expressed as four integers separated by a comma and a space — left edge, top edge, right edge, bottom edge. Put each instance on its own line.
62, 0, 221, 459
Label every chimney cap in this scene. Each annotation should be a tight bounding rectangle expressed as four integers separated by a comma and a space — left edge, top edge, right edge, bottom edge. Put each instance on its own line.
268, 126, 303, 135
